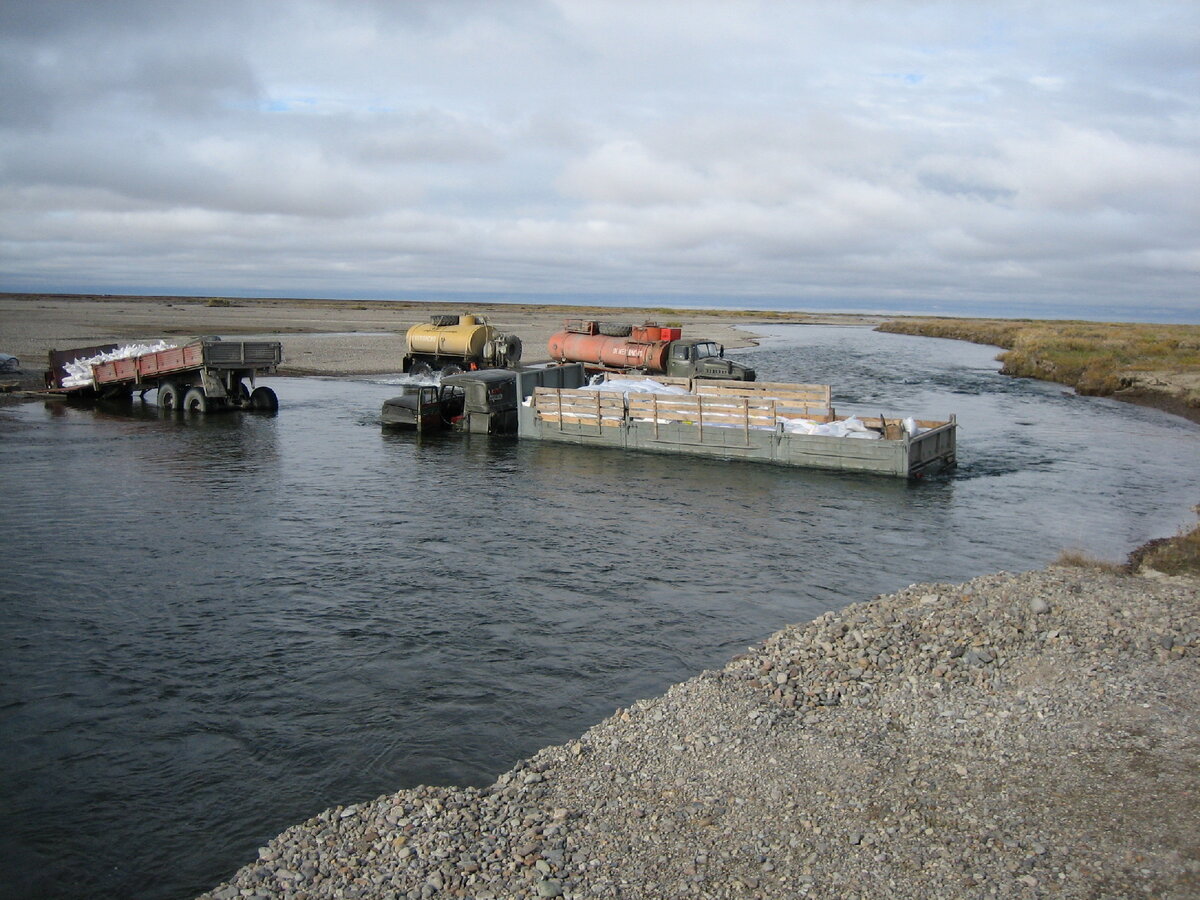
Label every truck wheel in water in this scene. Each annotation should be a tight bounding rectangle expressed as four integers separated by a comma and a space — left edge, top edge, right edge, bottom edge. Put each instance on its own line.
183, 387, 208, 413
157, 382, 180, 411
442, 363, 463, 375
410, 361, 433, 379
250, 386, 278, 412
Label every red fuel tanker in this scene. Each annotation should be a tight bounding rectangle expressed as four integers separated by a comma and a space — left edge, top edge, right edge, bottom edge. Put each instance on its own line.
546, 321, 755, 381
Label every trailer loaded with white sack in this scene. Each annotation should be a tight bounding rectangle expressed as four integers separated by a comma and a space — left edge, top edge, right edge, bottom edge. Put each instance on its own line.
519, 375, 957, 479
46, 338, 283, 413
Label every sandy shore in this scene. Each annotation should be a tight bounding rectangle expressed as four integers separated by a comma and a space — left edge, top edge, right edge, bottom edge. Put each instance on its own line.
0, 293, 880, 386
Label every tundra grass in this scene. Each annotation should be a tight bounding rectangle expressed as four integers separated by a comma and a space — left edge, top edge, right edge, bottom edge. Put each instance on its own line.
1126, 522, 1200, 577
877, 318, 1200, 405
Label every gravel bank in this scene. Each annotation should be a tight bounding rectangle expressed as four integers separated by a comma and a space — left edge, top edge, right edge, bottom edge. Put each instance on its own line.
199, 566, 1199, 900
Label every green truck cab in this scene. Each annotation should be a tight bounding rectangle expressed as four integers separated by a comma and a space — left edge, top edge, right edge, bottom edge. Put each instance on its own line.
666, 340, 755, 381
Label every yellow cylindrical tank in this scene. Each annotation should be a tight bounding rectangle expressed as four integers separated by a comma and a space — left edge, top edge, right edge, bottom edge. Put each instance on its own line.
406, 316, 491, 359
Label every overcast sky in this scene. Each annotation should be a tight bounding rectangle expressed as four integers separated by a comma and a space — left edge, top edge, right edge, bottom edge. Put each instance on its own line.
2, 1, 1197, 317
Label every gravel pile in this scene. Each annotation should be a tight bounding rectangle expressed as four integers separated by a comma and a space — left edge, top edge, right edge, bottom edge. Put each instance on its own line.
199, 566, 1199, 899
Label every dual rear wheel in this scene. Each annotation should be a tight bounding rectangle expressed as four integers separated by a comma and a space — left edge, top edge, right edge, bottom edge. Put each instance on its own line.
157, 382, 180, 411
183, 387, 208, 413
158, 382, 277, 413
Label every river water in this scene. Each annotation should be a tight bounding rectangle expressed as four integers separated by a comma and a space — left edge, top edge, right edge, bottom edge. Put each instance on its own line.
1, 325, 1197, 900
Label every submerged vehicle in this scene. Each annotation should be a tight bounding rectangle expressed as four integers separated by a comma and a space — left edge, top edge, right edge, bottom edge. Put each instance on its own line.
381, 383, 465, 431
381, 370, 519, 434
382, 365, 586, 434
382, 364, 956, 479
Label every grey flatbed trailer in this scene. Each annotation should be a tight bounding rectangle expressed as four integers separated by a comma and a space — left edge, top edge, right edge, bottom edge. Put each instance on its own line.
517, 378, 957, 479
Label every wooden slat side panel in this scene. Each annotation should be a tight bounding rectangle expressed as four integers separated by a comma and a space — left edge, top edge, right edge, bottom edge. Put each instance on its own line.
92, 357, 139, 384
694, 390, 832, 406
627, 394, 831, 429
694, 382, 834, 421
91, 361, 119, 384
551, 415, 624, 427
533, 387, 626, 426
695, 380, 832, 403
596, 373, 691, 388
627, 395, 769, 431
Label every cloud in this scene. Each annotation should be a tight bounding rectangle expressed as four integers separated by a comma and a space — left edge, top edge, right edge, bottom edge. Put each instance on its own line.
0, 0, 1197, 317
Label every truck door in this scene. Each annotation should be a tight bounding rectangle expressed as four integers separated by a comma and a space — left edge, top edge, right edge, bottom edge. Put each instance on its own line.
667, 342, 693, 376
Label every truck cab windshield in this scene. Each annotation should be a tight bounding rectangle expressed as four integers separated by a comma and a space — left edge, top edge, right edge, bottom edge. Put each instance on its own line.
693, 342, 722, 359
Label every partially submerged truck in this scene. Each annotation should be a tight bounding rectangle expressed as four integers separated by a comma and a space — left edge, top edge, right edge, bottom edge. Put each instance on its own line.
381, 365, 585, 434
401, 314, 522, 376
46, 338, 283, 412
381, 365, 957, 479
546, 321, 755, 382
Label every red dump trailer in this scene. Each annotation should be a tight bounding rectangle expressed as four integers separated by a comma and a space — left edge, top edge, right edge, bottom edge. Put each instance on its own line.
47, 338, 283, 412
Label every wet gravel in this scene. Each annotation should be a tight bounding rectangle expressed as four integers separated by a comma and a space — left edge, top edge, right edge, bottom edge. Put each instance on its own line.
199, 566, 1199, 899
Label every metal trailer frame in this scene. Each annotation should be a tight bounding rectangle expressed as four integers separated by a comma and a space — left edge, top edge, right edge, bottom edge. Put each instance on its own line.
518, 383, 957, 479
47, 339, 283, 412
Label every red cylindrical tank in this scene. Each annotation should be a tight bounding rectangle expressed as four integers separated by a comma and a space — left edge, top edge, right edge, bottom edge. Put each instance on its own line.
547, 331, 671, 372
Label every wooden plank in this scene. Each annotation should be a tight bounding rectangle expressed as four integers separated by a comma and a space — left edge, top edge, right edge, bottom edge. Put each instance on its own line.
542, 402, 625, 416
695, 380, 831, 402
596, 373, 690, 388
534, 387, 626, 428
627, 394, 794, 429
548, 414, 624, 427
694, 383, 834, 423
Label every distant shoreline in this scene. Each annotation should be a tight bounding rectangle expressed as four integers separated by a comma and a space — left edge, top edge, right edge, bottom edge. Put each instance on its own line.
3, 290, 1195, 326
3, 292, 1198, 424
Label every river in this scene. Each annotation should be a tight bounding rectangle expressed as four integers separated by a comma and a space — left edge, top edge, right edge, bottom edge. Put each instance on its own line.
0, 324, 1196, 899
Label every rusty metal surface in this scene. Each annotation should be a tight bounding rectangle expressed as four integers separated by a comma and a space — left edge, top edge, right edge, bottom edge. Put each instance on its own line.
546, 330, 671, 372
45, 344, 118, 389
49, 340, 282, 391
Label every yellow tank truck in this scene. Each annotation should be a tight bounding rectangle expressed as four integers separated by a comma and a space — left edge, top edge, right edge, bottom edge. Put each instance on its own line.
401, 314, 523, 376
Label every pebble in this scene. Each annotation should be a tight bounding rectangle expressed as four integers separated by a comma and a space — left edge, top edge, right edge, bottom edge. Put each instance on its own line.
197, 566, 1199, 900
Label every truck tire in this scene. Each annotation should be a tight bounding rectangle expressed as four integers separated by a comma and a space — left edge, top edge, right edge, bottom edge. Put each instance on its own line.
442, 363, 463, 375
409, 361, 434, 379
250, 386, 279, 412
598, 323, 633, 337
183, 387, 208, 413
429, 314, 459, 327
158, 382, 180, 411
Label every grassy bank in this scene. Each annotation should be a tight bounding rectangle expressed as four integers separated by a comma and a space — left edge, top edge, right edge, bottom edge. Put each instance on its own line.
877, 317, 1200, 419
1058, 518, 1200, 578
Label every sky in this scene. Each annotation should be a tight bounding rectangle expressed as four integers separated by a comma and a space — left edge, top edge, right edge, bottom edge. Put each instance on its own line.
1, 0, 1198, 320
